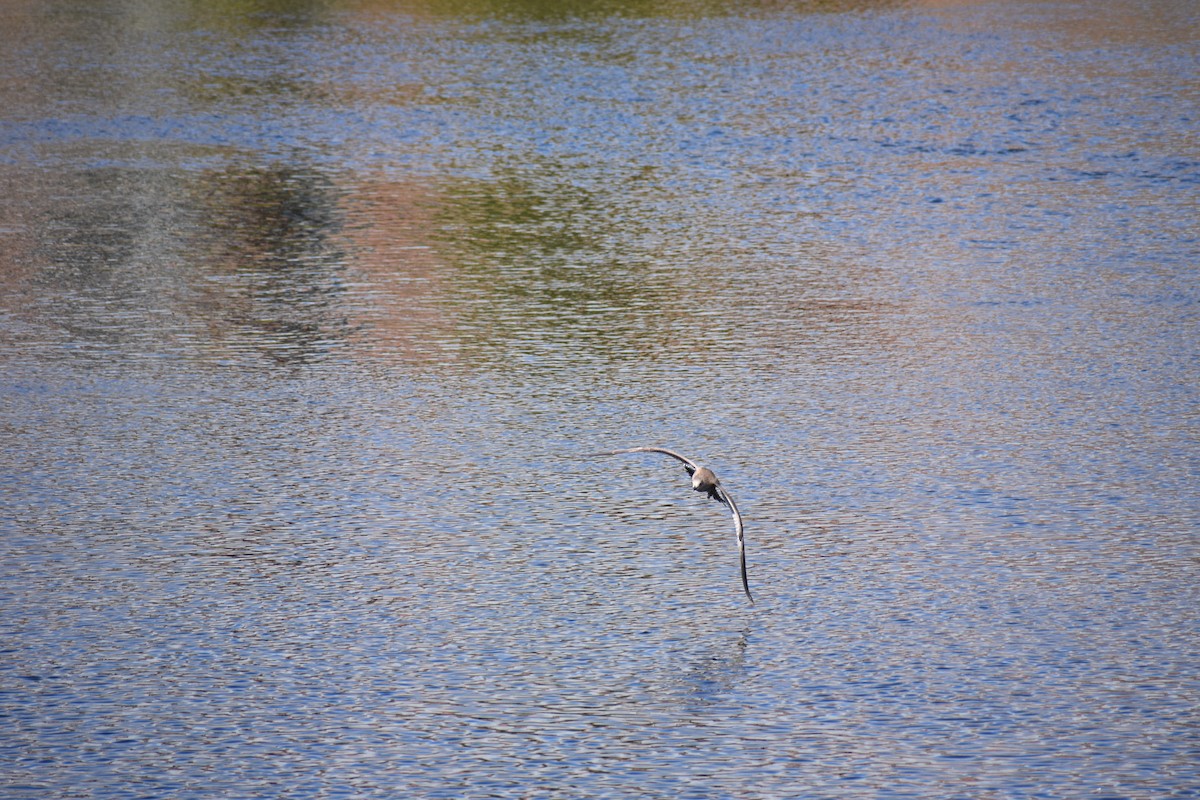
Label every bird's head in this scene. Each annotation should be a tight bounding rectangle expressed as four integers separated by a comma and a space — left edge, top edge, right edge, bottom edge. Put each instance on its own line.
690, 466, 718, 493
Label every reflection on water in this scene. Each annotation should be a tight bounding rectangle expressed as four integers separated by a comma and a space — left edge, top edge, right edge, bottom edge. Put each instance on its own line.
189, 164, 352, 364
1, 0, 1198, 797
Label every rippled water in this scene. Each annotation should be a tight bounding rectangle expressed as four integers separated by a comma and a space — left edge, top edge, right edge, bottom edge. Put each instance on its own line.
2, 0, 1198, 797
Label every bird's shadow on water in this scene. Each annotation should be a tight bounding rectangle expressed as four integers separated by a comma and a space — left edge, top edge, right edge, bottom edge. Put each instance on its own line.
643, 623, 752, 711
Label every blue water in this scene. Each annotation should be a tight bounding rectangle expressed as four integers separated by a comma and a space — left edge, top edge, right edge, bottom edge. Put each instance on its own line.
2, 1, 1198, 797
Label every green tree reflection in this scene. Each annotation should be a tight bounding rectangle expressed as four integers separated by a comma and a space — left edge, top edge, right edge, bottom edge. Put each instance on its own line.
430, 161, 684, 367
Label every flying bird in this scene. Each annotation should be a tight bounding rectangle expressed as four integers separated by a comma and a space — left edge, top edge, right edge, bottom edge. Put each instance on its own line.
594, 447, 753, 603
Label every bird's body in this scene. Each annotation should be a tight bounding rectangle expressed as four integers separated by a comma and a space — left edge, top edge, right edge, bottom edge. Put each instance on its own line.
689, 465, 721, 501
593, 446, 753, 603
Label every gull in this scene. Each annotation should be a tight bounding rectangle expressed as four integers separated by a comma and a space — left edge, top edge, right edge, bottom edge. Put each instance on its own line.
594, 447, 753, 603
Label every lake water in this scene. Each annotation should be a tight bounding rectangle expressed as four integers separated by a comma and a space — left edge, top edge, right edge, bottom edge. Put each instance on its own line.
1, 0, 1198, 797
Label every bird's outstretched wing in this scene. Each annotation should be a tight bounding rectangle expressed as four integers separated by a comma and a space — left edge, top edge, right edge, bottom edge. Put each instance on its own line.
592, 446, 700, 478
715, 486, 753, 603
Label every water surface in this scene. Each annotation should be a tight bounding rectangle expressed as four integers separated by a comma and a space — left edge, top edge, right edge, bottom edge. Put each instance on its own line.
2, 0, 1198, 797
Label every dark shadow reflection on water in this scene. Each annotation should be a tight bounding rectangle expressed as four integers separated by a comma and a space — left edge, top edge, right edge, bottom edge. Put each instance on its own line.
187, 161, 354, 366
664, 627, 751, 711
